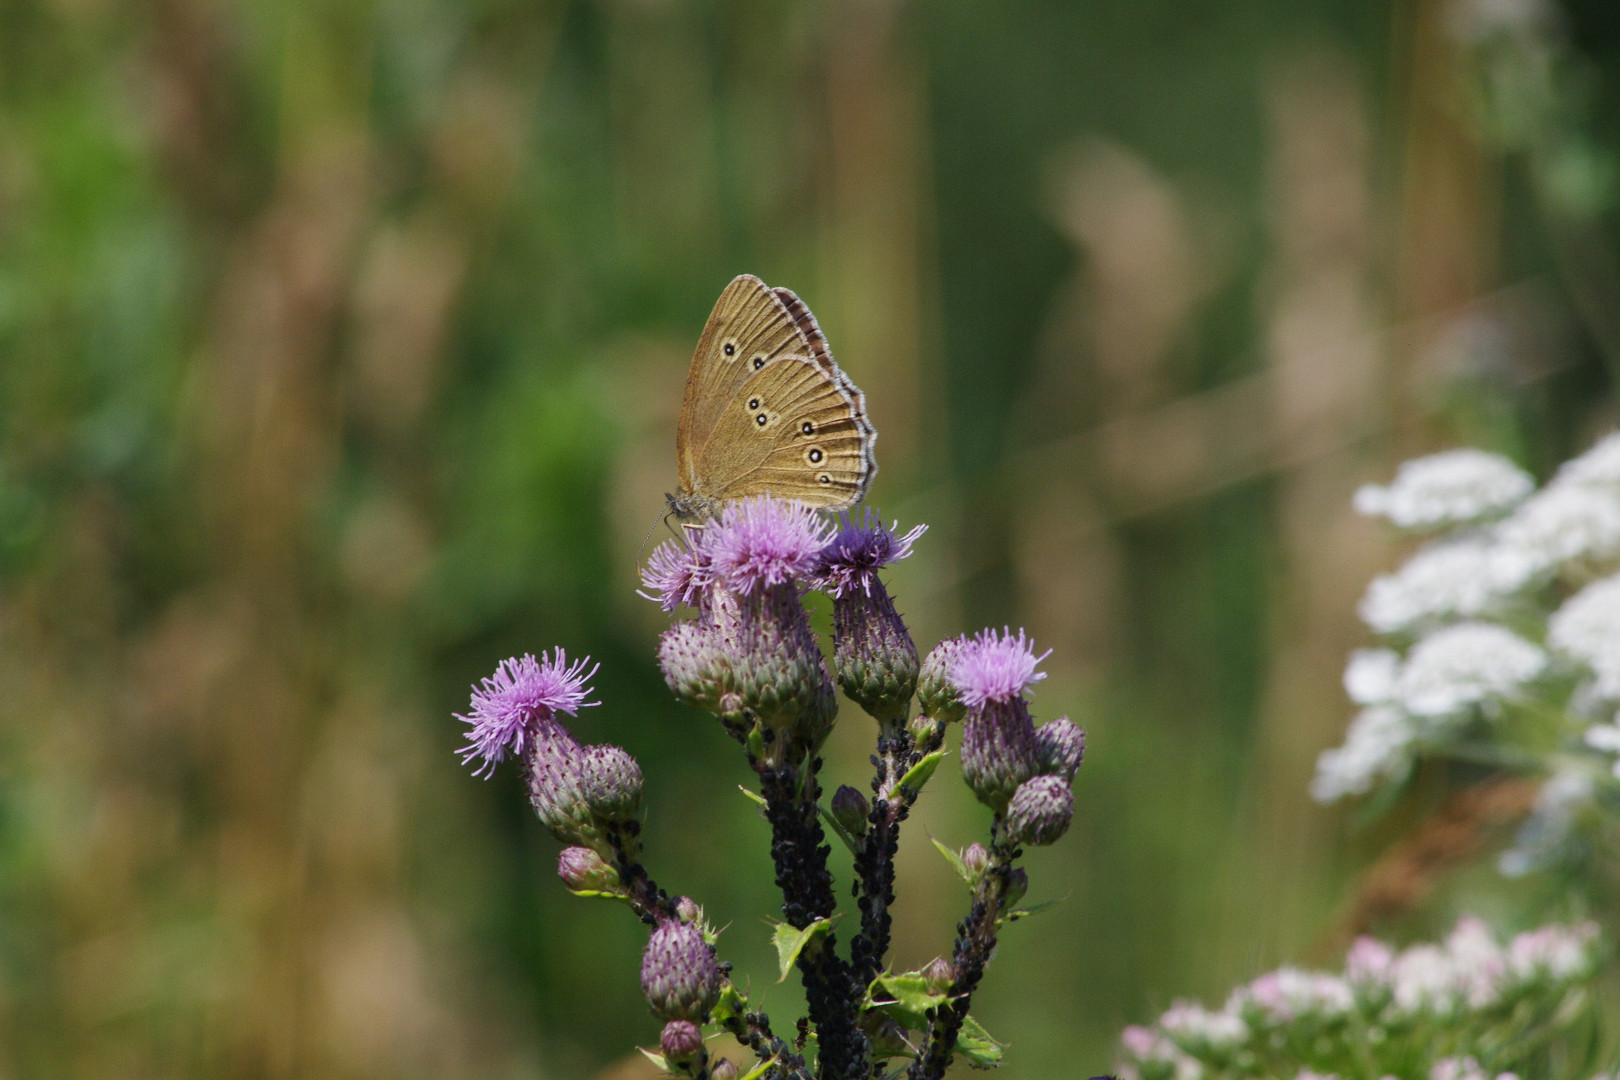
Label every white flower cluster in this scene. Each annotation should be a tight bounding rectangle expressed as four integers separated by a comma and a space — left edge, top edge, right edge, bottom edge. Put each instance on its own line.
1315, 435, 1620, 820
1115, 918, 1601, 1080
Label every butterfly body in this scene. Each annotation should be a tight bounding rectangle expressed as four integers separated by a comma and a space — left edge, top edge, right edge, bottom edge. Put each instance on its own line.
668, 275, 876, 521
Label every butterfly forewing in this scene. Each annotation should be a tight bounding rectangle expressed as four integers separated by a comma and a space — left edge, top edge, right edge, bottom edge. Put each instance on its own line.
678, 276, 814, 484
692, 355, 874, 509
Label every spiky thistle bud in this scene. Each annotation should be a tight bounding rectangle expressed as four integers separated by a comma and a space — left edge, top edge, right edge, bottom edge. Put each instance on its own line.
917, 637, 968, 725
557, 845, 620, 894
660, 1019, 704, 1061
641, 919, 722, 1022
1036, 716, 1085, 781
961, 842, 990, 883
923, 956, 956, 993
580, 744, 643, 822
711, 1059, 740, 1080
1006, 774, 1075, 847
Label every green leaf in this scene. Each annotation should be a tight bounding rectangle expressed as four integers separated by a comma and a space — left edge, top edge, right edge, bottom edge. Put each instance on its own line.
738, 785, 767, 809
894, 750, 946, 796
772, 918, 834, 982
931, 836, 974, 886
955, 1014, 1005, 1068
637, 1047, 672, 1073
737, 1055, 780, 1080
998, 897, 1062, 924
864, 972, 948, 1031
710, 982, 747, 1024
817, 800, 861, 856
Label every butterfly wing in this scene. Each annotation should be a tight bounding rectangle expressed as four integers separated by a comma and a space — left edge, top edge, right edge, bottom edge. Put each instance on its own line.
689, 355, 876, 509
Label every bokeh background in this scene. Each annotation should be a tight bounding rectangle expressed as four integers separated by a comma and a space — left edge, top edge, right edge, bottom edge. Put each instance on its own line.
5, 0, 1620, 1076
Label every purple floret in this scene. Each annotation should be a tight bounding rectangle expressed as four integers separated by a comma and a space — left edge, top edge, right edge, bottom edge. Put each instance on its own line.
455, 649, 599, 778
813, 508, 926, 598
706, 496, 831, 595
640, 529, 715, 612
951, 628, 1051, 707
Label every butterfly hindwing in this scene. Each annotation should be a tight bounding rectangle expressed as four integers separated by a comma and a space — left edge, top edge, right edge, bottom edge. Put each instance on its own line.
692, 355, 875, 508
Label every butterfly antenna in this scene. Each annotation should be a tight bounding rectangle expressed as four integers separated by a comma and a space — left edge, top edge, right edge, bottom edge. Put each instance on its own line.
634, 509, 666, 572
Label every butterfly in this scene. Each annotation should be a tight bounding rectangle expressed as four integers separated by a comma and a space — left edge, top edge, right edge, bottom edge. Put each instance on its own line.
666, 275, 877, 522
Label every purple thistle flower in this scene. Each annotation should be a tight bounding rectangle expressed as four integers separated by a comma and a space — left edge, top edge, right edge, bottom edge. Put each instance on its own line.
456, 650, 599, 778
706, 496, 831, 595
952, 628, 1051, 707
640, 528, 715, 612
813, 508, 926, 598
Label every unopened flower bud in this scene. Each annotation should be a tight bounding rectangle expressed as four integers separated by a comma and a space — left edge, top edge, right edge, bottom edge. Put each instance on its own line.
641, 919, 722, 1021
660, 1019, 704, 1061
580, 744, 643, 822
658, 622, 734, 715
909, 712, 941, 746
922, 956, 955, 993
524, 725, 596, 845
961, 842, 990, 882
557, 845, 620, 893
710, 1059, 740, 1080
675, 896, 702, 925
1006, 775, 1074, 846
1002, 867, 1028, 909
831, 785, 871, 837
1035, 716, 1085, 780
917, 638, 967, 725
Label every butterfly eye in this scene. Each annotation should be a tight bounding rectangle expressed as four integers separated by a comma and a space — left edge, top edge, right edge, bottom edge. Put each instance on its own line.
723, 342, 736, 357
806, 447, 824, 464
800, 420, 814, 435
752, 356, 765, 370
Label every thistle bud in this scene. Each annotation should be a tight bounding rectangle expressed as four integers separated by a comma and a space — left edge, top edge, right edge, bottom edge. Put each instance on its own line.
917, 638, 967, 725
658, 622, 734, 715
1006, 775, 1074, 847
1036, 716, 1085, 780
641, 919, 722, 1022
711, 1059, 740, 1080
580, 744, 643, 822
557, 845, 620, 893
1002, 867, 1029, 909
524, 724, 596, 845
675, 895, 702, 925
831, 785, 871, 837
961, 842, 991, 882
660, 1019, 704, 1061
922, 956, 956, 993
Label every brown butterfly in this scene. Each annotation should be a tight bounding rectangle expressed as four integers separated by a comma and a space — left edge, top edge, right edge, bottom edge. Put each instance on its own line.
666, 275, 877, 521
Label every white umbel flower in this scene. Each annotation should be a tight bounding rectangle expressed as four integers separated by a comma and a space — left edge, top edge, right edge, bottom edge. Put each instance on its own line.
1344, 648, 1400, 705
1584, 717, 1620, 777
1393, 622, 1546, 718
1492, 483, 1620, 583
1547, 573, 1620, 698
1554, 430, 1620, 491
1358, 538, 1522, 634
1353, 449, 1533, 531
1311, 706, 1414, 802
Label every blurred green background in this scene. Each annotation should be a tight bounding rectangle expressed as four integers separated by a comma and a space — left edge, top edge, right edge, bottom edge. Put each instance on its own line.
5, 0, 1620, 1076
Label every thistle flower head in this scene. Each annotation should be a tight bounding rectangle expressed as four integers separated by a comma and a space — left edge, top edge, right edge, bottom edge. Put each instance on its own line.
952, 628, 1051, 708
579, 744, 644, 822
641, 529, 714, 612
659, 1019, 704, 1061
706, 496, 831, 595
813, 508, 925, 598
456, 650, 599, 778
1035, 716, 1085, 780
